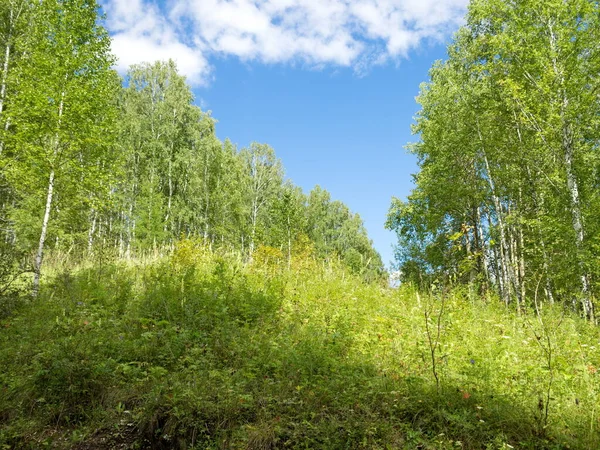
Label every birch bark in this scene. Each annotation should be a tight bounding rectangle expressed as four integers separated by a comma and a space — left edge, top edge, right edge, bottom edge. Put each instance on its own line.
32, 92, 64, 296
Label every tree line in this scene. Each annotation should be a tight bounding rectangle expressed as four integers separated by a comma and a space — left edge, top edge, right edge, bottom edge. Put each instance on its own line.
0, 0, 384, 291
387, 0, 600, 319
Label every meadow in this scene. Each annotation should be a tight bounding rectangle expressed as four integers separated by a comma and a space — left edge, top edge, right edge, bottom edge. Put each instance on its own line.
1, 243, 599, 449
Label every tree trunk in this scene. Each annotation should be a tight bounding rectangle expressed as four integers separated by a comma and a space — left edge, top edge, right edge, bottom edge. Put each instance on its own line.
0, 0, 25, 155
476, 206, 491, 291
518, 222, 526, 307
164, 154, 173, 235
483, 152, 512, 305
250, 204, 257, 255
125, 182, 136, 259
488, 213, 503, 297
508, 218, 521, 312
87, 208, 97, 254
539, 235, 555, 305
0, 33, 10, 116
564, 126, 593, 320
287, 212, 292, 269
32, 90, 65, 296
32, 169, 55, 296
203, 147, 210, 241
0, 32, 11, 156
548, 20, 594, 320
118, 210, 124, 258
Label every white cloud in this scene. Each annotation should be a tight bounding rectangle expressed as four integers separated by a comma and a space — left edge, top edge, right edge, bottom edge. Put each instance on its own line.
101, 0, 468, 85
101, 0, 211, 84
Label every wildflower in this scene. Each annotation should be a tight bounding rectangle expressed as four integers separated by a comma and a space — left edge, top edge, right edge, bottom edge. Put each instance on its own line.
470, 359, 475, 365
462, 391, 471, 399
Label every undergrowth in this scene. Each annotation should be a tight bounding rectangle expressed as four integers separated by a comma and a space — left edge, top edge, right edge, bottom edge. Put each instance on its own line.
0, 243, 599, 449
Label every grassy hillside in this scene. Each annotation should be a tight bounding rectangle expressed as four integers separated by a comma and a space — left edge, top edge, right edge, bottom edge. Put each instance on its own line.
1, 243, 599, 449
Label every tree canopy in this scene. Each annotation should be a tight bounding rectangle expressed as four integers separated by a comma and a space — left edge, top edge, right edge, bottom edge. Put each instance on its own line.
387, 0, 600, 319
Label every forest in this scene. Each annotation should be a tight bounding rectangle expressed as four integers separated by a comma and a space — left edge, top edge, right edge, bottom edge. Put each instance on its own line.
1, 0, 599, 448
0, 0, 384, 287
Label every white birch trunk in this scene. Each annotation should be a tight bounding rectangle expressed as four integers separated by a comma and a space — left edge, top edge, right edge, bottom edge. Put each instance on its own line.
287, 213, 292, 269
32, 90, 65, 296
508, 219, 521, 311
1, 0, 28, 155
164, 154, 173, 235
476, 206, 491, 289
0, 28, 11, 157
482, 152, 512, 304
87, 208, 97, 254
564, 128, 593, 319
518, 223, 526, 307
118, 211, 124, 258
203, 148, 210, 240
250, 203, 258, 255
549, 20, 593, 320
32, 169, 55, 296
0, 34, 10, 116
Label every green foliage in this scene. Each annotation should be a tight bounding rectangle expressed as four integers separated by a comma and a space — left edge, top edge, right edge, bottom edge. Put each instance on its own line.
388, 0, 600, 316
308, 185, 385, 281
5, 0, 120, 246
0, 240, 29, 318
1, 253, 599, 448
0, 0, 384, 284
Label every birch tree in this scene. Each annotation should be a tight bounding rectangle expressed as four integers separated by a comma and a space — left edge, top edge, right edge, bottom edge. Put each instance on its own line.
115, 61, 216, 253
468, 0, 600, 317
6, 0, 119, 294
240, 143, 283, 255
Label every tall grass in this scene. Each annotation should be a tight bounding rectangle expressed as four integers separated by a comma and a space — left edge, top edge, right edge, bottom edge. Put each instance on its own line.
0, 244, 598, 448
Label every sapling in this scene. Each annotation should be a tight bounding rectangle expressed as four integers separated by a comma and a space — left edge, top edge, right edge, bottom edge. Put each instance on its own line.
423, 291, 447, 394
524, 306, 565, 434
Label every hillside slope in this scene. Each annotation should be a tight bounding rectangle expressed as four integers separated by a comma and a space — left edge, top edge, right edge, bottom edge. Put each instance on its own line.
1, 245, 599, 449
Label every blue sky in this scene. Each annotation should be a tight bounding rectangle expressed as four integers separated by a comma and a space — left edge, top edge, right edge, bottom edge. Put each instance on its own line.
195, 50, 448, 267
100, 0, 468, 267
